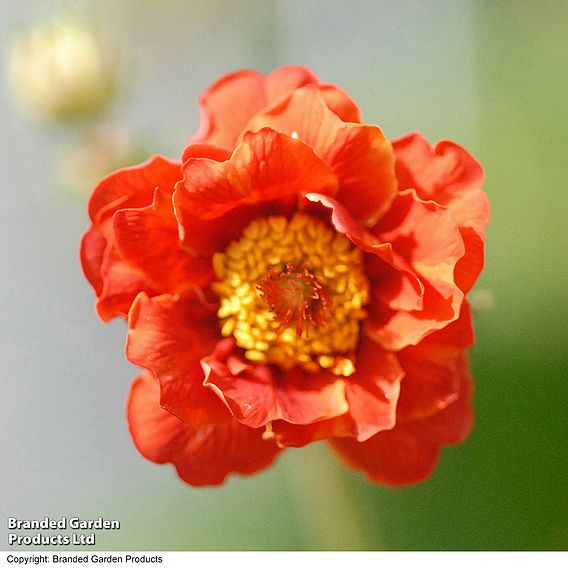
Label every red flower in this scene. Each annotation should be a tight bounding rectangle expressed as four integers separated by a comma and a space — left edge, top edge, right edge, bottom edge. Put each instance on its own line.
81, 66, 489, 486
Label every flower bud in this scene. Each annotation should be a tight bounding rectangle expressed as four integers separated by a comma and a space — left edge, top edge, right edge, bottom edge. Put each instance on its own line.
7, 18, 117, 122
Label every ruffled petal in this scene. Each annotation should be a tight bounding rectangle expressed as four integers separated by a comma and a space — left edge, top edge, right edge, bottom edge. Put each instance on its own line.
126, 293, 227, 428
245, 86, 397, 225
193, 66, 319, 151
341, 338, 404, 441
113, 188, 214, 293
393, 132, 483, 203
393, 132, 489, 294
306, 192, 425, 315
330, 356, 473, 486
95, 240, 155, 322
452, 191, 490, 293
181, 143, 231, 163
81, 156, 183, 321
177, 128, 337, 219
396, 302, 474, 422
203, 339, 348, 429
367, 189, 465, 350
319, 84, 362, 123
128, 372, 280, 486
88, 155, 182, 222
80, 225, 106, 296
272, 337, 403, 446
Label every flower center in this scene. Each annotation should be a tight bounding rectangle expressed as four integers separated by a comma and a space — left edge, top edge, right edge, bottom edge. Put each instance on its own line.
212, 213, 369, 376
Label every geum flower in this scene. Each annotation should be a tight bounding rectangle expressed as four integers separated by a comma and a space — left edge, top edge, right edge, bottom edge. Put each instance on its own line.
81, 66, 489, 486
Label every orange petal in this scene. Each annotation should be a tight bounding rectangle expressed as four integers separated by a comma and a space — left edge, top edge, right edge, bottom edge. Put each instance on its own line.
181, 143, 231, 163
306, 192, 425, 314
80, 225, 106, 296
176, 128, 337, 220
319, 84, 362, 123
453, 191, 490, 293
126, 293, 227, 428
393, 132, 489, 294
81, 156, 182, 321
95, 241, 155, 322
113, 188, 214, 293
194, 66, 319, 151
245, 86, 397, 224
128, 371, 280, 486
203, 339, 348, 428
341, 338, 403, 441
368, 189, 465, 350
393, 132, 484, 204
330, 357, 473, 486
396, 303, 474, 422
272, 338, 403, 446
88, 155, 181, 222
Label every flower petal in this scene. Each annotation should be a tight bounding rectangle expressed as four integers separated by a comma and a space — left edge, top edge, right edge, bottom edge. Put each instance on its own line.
113, 188, 214, 293
271, 337, 403, 446
393, 132, 483, 203
81, 156, 183, 321
245, 86, 397, 225
177, 128, 337, 219
95, 240, 155, 322
396, 302, 474, 422
88, 155, 181, 222
126, 293, 227, 428
80, 225, 106, 296
203, 339, 348, 429
393, 132, 489, 293
194, 66, 319, 151
128, 371, 280, 486
330, 356, 473, 486
319, 84, 362, 123
341, 338, 403, 441
367, 189, 465, 350
181, 143, 231, 163
452, 191, 491, 293
306, 192, 425, 313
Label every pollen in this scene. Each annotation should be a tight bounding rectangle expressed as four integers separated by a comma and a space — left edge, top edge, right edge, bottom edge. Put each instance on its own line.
212, 213, 369, 376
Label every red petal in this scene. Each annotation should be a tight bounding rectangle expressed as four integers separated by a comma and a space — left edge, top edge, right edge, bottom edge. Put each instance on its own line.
88, 155, 181, 222
305, 193, 392, 254
272, 338, 403, 446
368, 189, 465, 350
396, 303, 474, 422
393, 133, 489, 293
181, 143, 231, 163
128, 372, 280, 486
177, 141, 261, 256
306, 192, 425, 314
319, 84, 362, 123
126, 293, 227, 428
95, 242, 155, 322
194, 66, 319, 151
203, 339, 348, 429
393, 132, 483, 203
80, 226, 106, 295
330, 357, 473, 486
177, 128, 337, 219
452, 191, 490, 293
341, 338, 403, 440
113, 188, 214, 293
245, 86, 397, 225
265, 65, 320, 101
81, 156, 183, 321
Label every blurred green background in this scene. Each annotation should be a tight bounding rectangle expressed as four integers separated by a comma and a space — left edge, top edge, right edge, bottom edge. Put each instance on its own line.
1, 0, 566, 551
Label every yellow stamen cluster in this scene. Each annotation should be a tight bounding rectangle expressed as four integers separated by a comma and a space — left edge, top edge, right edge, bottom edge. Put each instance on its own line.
212, 213, 369, 376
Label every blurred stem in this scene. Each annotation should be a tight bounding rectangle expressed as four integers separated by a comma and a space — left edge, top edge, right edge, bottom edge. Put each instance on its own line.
283, 444, 376, 550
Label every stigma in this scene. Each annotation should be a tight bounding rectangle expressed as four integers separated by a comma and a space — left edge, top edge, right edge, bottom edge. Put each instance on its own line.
212, 213, 369, 376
